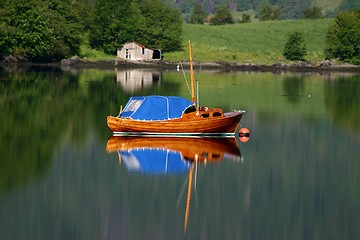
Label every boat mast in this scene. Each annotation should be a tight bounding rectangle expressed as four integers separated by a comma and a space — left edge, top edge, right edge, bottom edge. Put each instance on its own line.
189, 41, 196, 105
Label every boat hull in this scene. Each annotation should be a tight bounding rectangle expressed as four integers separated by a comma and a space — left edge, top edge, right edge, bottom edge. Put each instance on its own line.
107, 111, 243, 137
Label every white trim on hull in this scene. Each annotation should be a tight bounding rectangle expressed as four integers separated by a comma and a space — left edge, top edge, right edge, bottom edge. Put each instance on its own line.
112, 131, 237, 138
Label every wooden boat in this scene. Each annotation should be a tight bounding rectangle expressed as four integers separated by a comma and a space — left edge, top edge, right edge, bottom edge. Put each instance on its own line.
107, 41, 245, 137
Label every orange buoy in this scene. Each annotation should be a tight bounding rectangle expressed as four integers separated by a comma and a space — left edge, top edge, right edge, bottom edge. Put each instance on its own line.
239, 128, 250, 142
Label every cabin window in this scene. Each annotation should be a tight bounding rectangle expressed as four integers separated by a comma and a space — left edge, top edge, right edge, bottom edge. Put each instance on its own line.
123, 100, 143, 112
212, 153, 221, 158
184, 106, 196, 114
213, 112, 222, 117
201, 113, 209, 118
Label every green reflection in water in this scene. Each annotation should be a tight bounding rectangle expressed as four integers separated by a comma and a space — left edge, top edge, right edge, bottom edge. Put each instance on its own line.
325, 75, 360, 131
0, 67, 77, 193
282, 75, 305, 105
0, 66, 359, 240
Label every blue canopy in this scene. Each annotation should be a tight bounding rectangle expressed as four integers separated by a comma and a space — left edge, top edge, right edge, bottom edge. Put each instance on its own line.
119, 96, 194, 120
120, 149, 192, 174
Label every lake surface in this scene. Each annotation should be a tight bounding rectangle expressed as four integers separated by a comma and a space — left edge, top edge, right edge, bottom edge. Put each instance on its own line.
1, 65, 360, 240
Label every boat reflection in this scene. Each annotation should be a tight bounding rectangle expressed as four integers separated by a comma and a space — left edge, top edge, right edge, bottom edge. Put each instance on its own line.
106, 136, 242, 232
106, 136, 242, 174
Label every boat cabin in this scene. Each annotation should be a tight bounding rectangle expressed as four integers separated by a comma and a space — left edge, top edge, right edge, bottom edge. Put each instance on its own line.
183, 106, 224, 118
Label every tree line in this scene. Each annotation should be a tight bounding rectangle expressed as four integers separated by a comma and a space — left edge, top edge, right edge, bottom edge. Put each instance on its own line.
166, 0, 360, 20
0, 0, 182, 62
0, 0, 359, 64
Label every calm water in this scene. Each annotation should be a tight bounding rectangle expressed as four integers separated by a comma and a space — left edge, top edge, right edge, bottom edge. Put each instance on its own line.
0, 65, 360, 240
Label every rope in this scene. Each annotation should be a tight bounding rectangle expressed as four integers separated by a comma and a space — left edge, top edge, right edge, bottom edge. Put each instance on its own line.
180, 61, 191, 96
196, 62, 202, 107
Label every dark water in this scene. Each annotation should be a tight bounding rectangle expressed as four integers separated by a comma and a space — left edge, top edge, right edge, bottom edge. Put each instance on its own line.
0, 66, 359, 240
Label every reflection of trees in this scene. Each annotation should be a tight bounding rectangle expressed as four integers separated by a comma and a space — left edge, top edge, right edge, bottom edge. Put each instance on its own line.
1, 68, 360, 239
0, 68, 81, 194
0, 67, 183, 194
325, 75, 360, 132
282, 75, 305, 105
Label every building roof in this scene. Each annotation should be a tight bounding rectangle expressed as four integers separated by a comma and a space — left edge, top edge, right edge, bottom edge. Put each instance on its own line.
131, 40, 146, 49
119, 41, 161, 51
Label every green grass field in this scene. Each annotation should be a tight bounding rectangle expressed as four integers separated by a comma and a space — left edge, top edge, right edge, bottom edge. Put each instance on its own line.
164, 18, 334, 64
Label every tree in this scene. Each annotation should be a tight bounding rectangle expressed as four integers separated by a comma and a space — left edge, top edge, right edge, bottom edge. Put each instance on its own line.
137, 0, 182, 52
325, 8, 360, 64
189, 4, 207, 24
0, 23, 14, 59
47, 0, 83, 59
338, 0, 360, 11
178, 0, 194, 14
255, 0, 271, 13
89, 0, 144, 55
258, 5, 281, 21
278, 0, 312, 19
237, 0, 253, 11
302, 6, 323, 19
283, 31, 307, 61
209, 5, 234, 25
239, 14, 251, 23
0, 0, 54, 61
0, 0, 83, 61
89, 0, 182, 54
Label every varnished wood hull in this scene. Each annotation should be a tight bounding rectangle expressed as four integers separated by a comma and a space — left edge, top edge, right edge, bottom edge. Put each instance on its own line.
107, 111, 243, 137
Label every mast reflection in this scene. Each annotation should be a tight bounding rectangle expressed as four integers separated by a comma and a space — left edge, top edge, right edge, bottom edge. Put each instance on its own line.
106, 136, 242, 232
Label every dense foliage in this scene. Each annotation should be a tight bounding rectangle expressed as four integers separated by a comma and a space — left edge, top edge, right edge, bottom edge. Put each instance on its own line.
0, 0, 183, 62
239, 14, 251, 23
136, 0, 183, 52
0, 0, 84, 62
88, 0, 183, 54
189, 3, 207, 24
325, 8, 360, 64
163, 0, 360, 21
89, 0, 144, 55
278, 0, 312, 19
209, 5, 234, 25
258, 5, 282, 21
283, 31, 307, 61
302, 6, 323, 19
338, 0, 360, 11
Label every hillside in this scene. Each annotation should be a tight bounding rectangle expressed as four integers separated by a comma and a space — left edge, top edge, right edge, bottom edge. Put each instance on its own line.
164, 18, 334, 64
162, 0, 343, 15
313, 0, 342, 11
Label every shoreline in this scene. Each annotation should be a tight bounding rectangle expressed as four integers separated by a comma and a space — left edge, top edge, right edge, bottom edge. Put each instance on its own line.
1, 59, 359, 73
